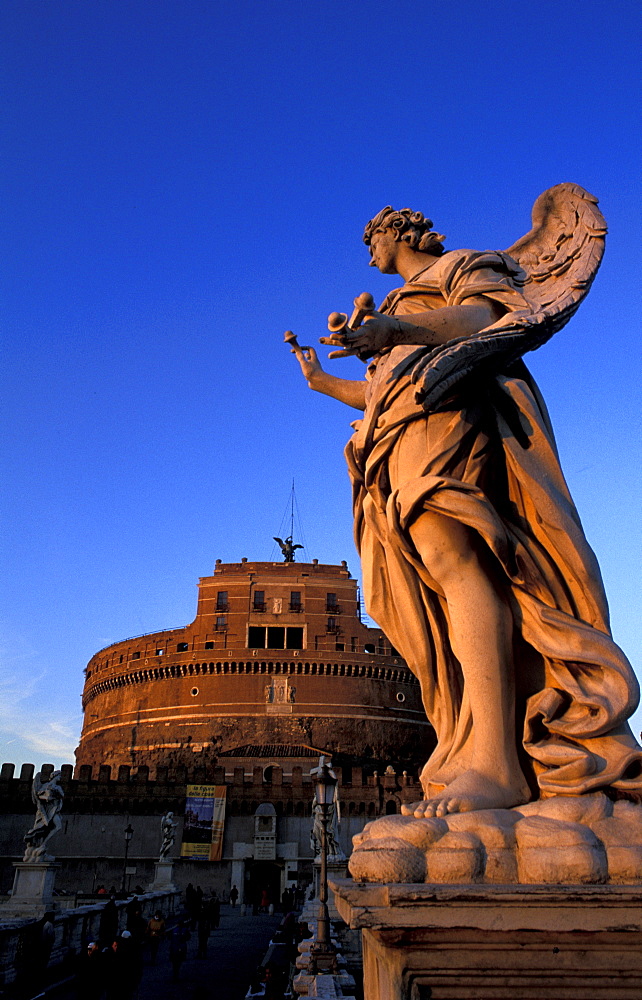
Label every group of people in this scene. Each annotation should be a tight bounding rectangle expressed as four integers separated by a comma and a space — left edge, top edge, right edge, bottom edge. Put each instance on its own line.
252, 885, 304, 915
74, 894, 209, 995
280, 886, 304, 912
58, 881, 310, 998
75, 896, 147, 999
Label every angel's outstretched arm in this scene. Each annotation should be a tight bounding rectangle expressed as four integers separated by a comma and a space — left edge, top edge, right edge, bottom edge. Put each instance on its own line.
323, 297, 505, 359
291, 345, 367, 411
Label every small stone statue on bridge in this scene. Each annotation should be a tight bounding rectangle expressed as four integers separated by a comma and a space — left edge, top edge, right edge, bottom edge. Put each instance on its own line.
159, 810, 178, 860
23, 770, 64, 861
311, 769, 345, 860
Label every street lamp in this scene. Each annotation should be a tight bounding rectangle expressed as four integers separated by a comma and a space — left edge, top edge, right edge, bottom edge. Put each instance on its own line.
310, 756, 338, 973
121, 823, 134, 894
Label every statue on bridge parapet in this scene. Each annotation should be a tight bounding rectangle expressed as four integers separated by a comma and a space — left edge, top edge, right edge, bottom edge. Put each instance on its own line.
288, 184, 642, 885
159, 810, 178, 860
23, 770, 64, 861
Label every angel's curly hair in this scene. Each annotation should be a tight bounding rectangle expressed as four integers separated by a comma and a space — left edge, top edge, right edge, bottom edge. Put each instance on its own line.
363, 207, 446, 257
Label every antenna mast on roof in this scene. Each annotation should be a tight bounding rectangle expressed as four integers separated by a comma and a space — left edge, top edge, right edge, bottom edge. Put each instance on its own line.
272, 480, 308, 562
290, 478, 295, 542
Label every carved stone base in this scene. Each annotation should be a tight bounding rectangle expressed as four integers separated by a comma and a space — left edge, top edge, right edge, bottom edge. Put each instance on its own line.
8, 861, 60, 915
148, 860, 176, 891
331, 878, 642, 999
349, 792, 642, 885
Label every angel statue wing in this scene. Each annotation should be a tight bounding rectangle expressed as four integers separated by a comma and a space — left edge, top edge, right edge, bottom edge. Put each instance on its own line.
31, 771, 44, 809
410, 183, 607, 410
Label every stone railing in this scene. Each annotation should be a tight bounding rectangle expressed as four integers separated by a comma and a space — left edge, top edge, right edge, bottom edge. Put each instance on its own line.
0, 889, 179, 988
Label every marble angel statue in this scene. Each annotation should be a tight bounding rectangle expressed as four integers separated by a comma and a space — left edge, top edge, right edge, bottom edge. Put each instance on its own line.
23, 770, 65, 861
159, 810, 178, 860
289, 183, 642, 818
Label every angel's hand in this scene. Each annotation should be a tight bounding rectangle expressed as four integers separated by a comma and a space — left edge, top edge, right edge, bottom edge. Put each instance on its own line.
320, 312, 399, 360
291, 344, 325, 386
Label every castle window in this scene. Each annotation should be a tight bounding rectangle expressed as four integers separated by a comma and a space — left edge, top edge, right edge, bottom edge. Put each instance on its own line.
365, 643, 375, 654
247, 625, 303, 650
396, 692, 406, 703
119, 655, 124, 663
132, 651, 140, 660
289, 591, 302, 612
190, 687, 199, 697
216, 616, 227, 631
248, 626, 266, 649
156, 648, 164, 656
267, 626, 285, 648
326, 617, 338, 634
280, 628, 299, 650
216, 591, 229, 612
177, 642, 189, 652
204, 641, 214, 649
253, 590, 266, 612
335, 642, 345, 652
326, 592, 340, 614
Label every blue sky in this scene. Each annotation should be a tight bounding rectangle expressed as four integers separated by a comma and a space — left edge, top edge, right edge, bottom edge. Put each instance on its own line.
1, 1, 641, 767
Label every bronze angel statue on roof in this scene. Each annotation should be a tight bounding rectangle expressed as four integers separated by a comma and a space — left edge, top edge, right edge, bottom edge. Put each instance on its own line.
274, 535, 303, 562
288, 183, 642, 819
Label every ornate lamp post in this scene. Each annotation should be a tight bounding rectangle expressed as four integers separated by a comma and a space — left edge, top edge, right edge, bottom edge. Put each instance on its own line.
121, 823, 134, 894
310, 757, 338, 973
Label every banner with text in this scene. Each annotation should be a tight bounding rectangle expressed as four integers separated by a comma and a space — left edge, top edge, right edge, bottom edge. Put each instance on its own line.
181, 784, 227, 860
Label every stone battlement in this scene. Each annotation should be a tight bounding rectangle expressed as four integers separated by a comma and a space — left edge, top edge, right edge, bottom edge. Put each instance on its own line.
0, 760, 420, 807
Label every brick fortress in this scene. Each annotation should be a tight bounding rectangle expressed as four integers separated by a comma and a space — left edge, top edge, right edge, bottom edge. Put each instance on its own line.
0, 555, 434, 900
76, 557, 432, 773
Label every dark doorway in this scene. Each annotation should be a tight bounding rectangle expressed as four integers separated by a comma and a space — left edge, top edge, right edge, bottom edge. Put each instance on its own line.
247, 860, 281, 912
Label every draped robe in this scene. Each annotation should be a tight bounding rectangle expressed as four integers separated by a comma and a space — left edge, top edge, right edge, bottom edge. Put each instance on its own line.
345, 249, 642, 798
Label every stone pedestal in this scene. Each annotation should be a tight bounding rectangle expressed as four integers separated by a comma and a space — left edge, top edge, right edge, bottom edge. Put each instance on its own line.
9, 861, 60, 915
148, 860, 176, 891
330, 878, 642, 999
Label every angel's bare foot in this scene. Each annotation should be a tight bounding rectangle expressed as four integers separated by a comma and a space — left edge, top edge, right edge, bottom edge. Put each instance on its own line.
401, 769, 530, 818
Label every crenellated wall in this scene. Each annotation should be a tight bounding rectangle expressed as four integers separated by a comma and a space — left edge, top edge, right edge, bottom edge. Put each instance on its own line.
0, 758, 422, 896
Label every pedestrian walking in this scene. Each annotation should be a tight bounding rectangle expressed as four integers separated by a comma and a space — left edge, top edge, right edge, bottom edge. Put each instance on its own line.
185, 882, 201, 928
196, 909, 211, 959
99, 896, 119, 947
263, 962, 286, 999
169, 922, 190, 981
106, 930, 142, 1000
209, 892, 220, 929
229, 884, 239, 907
74, 941, 106, 1000
146, 910, 166, 963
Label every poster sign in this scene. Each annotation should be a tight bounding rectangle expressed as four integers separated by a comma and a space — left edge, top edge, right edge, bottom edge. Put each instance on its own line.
180, 784, 227, 860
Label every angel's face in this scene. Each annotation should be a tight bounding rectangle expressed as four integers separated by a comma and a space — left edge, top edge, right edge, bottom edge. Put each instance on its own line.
368, 230, 400, 275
